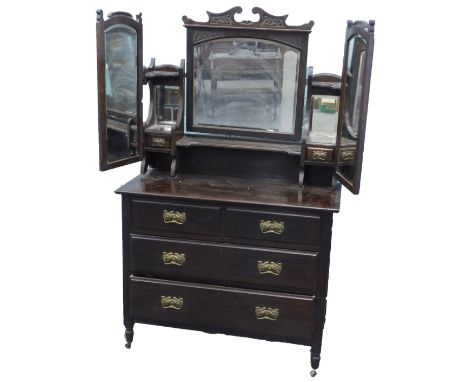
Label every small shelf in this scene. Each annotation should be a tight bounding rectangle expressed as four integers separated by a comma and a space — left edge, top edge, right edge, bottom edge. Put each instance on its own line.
176, 136, 301, 156
145, 71, 180, 80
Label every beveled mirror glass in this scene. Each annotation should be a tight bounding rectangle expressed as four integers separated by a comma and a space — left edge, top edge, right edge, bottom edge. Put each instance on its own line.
338, 35, 366, 185
193, 38, 300, 134
309, 95, 340, 145
344, 36, 366, 140
336, 21, 374, 194
104, 24, 138, 163
340, 36, 365, 167
96, 10, 143, 171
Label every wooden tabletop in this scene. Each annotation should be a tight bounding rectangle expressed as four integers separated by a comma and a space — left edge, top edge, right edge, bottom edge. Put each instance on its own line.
116, 171, 341, 212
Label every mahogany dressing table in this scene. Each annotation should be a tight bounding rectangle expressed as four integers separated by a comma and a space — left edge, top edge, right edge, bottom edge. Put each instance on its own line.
95, 7, 375, 376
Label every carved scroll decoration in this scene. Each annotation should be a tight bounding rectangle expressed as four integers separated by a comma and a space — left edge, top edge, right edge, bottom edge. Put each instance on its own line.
183, 7, 313, 31
192, 30, 227, 44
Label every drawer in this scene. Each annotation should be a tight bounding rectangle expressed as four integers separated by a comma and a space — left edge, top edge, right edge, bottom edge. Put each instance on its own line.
306, 147, 334, 162
225, 208, 321, 248
130, 235, 318, 294
130, 276, 315, 345
131, 199, 221, 237
145, 134, 170, 149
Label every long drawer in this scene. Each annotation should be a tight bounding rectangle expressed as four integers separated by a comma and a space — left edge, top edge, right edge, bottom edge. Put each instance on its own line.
130, 235, 318, 294
130, 276, 315, 345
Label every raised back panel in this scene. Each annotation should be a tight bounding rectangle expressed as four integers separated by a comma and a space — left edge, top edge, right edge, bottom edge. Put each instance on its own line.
180, 146, 299, 182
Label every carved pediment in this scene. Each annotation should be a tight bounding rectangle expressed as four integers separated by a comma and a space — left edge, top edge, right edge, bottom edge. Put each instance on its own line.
183, 6, 313, 31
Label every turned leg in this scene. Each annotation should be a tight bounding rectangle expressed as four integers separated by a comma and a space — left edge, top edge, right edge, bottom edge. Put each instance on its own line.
310, 349, 320, 377
124, 325, 134, 349
309, 297, 327, 377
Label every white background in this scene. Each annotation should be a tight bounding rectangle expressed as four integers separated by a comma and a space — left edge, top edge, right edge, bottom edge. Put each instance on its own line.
1, 1, 467, 381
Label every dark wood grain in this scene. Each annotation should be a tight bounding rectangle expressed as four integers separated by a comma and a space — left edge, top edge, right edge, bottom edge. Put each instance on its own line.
310, 73, 341, 97
176, 136, 301, 155
130, 276, 315, 345
309, 213, 334, 370
130, 234, 318, 294
131, 199, 221, 236
116, 171, 341, 212
225, 207, 321, 247
122, 195, 134, 348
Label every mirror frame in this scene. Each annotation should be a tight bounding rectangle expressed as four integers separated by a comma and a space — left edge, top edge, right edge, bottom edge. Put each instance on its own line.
183, 7, 313, 143
335, 20, 375, 194
96, 10, 144, 171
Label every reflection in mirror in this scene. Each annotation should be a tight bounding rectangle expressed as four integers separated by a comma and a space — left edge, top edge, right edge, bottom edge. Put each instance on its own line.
345, 35, 366, 139
338, 35, 367, 182
104, 25, 138, 163
148, 85, 179, 133
308, 95, 340, 145
193, 38, 300, 134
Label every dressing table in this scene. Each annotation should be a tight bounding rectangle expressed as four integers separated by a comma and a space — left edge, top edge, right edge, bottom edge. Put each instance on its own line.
96, 7, 374, 376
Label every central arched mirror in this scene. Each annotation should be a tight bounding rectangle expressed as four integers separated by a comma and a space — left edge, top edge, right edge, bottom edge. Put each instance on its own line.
184, 8, 313, 143
192, 38, 300, 135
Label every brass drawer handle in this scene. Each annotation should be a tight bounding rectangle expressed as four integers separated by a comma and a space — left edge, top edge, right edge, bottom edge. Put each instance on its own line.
162, 251, 186, 266
151, 137, 166, 147
163, 210, 186, 225
311, 149, 327, 161
257, 261, 282, 276
259, 220, 284, 235
255, 306, 279, 321
161, 296, 184, 310
340, 149, 355, 161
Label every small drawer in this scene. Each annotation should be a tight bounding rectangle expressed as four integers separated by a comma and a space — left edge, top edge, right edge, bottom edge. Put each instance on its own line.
225, 208, 321, 249
146, 134, 170, 149
131, 199, 221, 237
306, 147, 334, 162
130, 277, 315, 345
130, 235, 318, 294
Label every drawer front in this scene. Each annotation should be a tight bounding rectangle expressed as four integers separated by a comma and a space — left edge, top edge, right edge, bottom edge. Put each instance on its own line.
130, 235, 318, 294
146, 134, 170, 149
131, 199, 221, 237
225, 208, 321, 248
130, 277, 315, 344
306, 147, 334, 162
